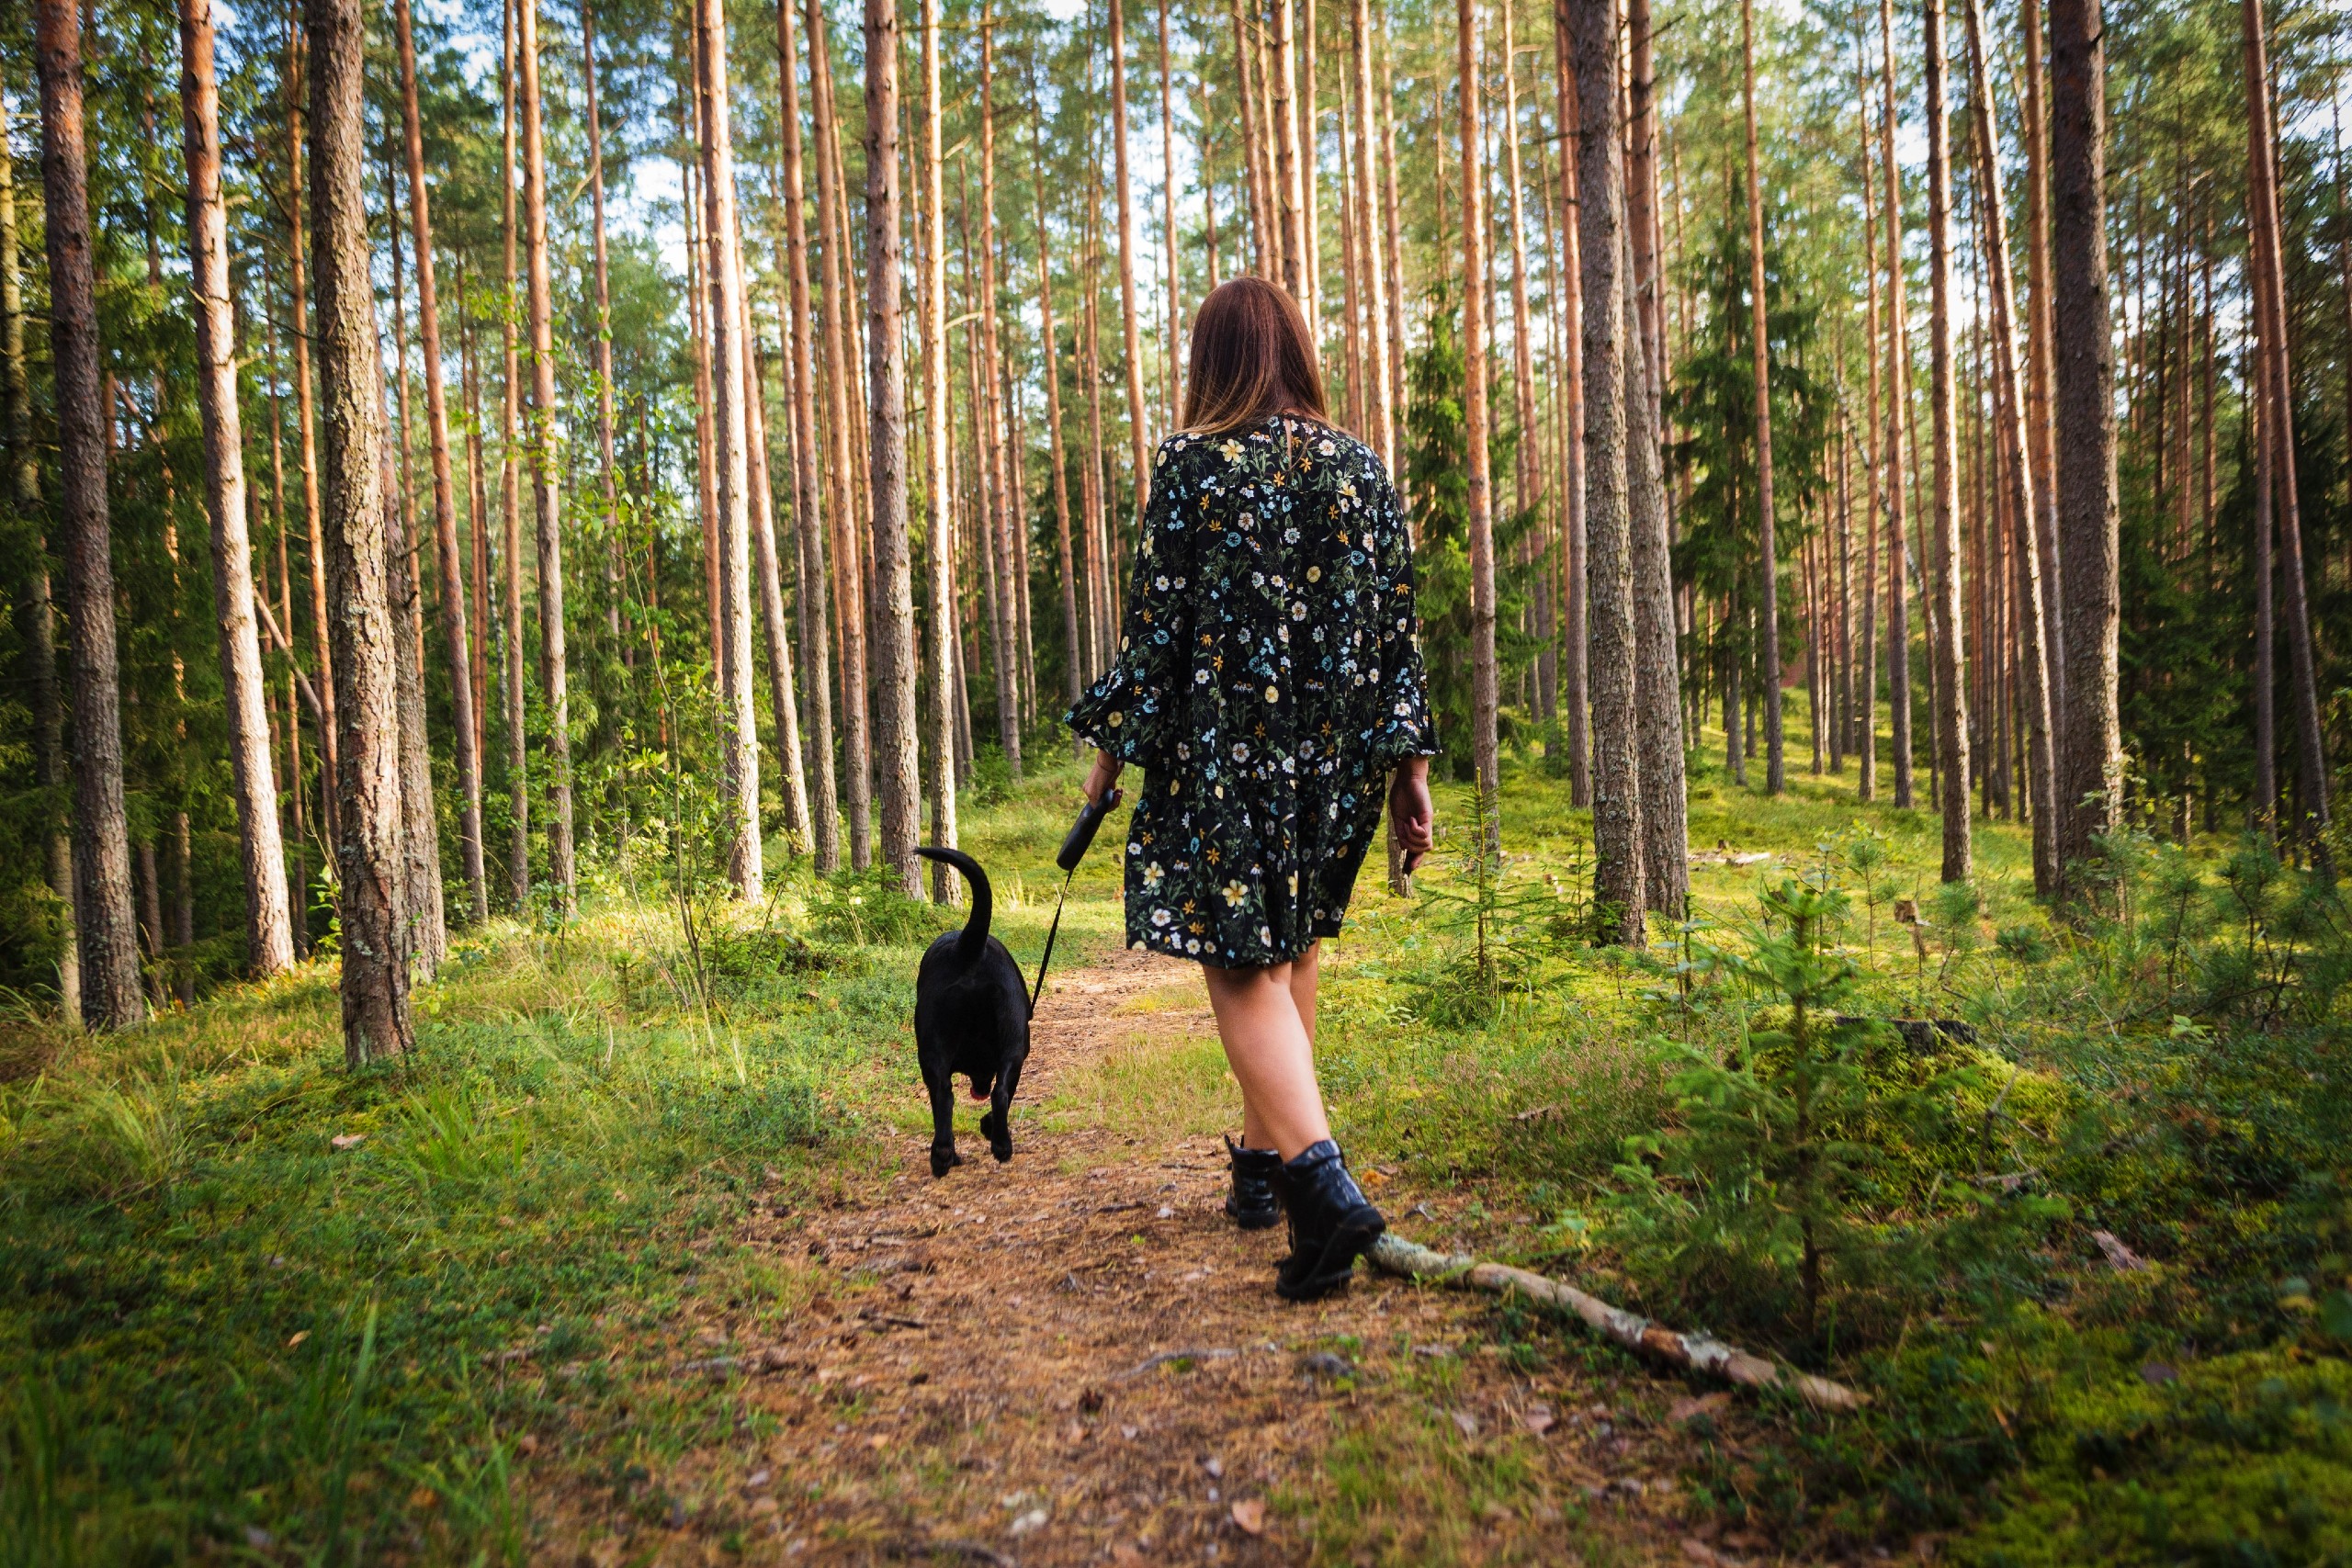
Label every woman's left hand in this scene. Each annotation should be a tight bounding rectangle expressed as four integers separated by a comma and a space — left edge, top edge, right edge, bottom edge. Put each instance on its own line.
1083, 750, 1125, 807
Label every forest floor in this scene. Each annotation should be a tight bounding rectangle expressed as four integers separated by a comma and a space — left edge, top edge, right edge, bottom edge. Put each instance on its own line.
535, 943, 1742, 1568
4, 721, 2346, 1568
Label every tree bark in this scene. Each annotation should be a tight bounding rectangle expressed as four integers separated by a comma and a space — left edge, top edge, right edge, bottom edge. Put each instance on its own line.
920, 0, 960, 897
1159, 0, 1182, 421
776, 0, 842, 872
583, 0, 625, 663
747, 310, 812, 852
865, 0, 920, 897
808, 0, 873, 870
500, 0, 528, 908
2018, 0, 2064, 732
1501, 5, 1538, 534
1852, 27, 1880, 803
1739, 0, 1784, 795
392, 0, 485, 923
1876, 0, 1916, 808
1923, 0, 1971, 882
1570, 0, 1642, 943
1962, 0, 2057, 894
695, 0, 765, 900
1625, 213, 1687, 919
1110, 0, 1156, 528
1457, 0, 1498, 840
33, 0, 143, 1028
176, 0, 297, 977
287, 21, 340, 852
307, 0, 413, 1062
518, 0, 574, 913
1349, 0, 1391, 466
978, 9, 1023, 773
1034, 122, 1081, 713
2239, 0, 2332, 860
1552, 3, 1589, 806
2049, 0, 2120, 889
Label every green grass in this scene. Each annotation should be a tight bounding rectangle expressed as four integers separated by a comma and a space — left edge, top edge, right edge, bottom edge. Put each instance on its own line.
3, 701, 2346, 1564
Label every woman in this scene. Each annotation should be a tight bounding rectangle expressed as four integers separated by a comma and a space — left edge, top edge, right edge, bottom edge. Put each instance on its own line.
1068, 277, 1436, 1302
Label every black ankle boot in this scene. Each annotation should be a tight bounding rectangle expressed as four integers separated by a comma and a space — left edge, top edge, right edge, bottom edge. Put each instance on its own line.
1273, 1141, 1385, 1301
1225, 1136, 1283, 1230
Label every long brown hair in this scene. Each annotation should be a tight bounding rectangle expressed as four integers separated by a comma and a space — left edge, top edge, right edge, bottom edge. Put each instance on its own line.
1178, 277, 1333, 435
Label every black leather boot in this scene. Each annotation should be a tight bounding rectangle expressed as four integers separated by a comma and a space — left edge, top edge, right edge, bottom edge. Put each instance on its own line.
1225, 1135, 1283, 1230
1273, 1141, 1385, 1301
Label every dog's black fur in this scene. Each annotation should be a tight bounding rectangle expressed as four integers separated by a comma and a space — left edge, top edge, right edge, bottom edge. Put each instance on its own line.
911, 846, 1030, 1178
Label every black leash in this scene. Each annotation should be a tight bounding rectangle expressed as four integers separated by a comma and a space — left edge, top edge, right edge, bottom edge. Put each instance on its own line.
1031, 787, 1122, 1013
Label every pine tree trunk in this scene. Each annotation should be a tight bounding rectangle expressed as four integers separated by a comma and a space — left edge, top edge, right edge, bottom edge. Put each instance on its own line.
1627, 0, 1665, 444
1231, 0, 1270, 277
1876, 0, 1916, 808
864, 0, 920, 896
1349, 0, 1391, 466
1034, 138, 1082, 721
748, 322, 812, 852
1922, 0, 1972, 881
2049, 0, 2120, 890
1624, 213, 1689, 919
776, 0, 842, 872
287, 25, 341, 852
1457, 0, 1498, 839
306, 0, 413, 1062
1501, 6, 1538, 537
694, 0, 765, 899
1553, 11, 1589, 807
1110, 0, 1156, 526
500, 0, 529, 907
1853, 28, 1880, 802
1963, 0, 2058, 893
2239, 0, 2333, 859
1081, 162, 1114, 675
517, 0, 574, 912
33, 0, 143, 1028
978, 11, 1023, 773
1739, 0, 1785, 795
1376, 10, 1406, 438
176, 0, 297, 977
392, 0, 485, 923
808, 0, 873, 870
1569, 0, 1644, 944
582, 0, 625, 665
1271, 0, 1305, 295
920, 0, 961, 897
1159, 0, 1182, 419
381, 367, 446, 980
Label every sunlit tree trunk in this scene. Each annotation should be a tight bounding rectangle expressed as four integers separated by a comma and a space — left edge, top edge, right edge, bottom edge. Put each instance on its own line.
776, 0, 841, 872
1301, 0, 1321, 331
920, 0, 959, 897
1500, 4, 1537, 536
1552, 6, 1589, 806
2017, 0, 2063, 735
1034, 122, 1082, 713
1853, 28, 1880, 803
2239, 0, 2332, 861
176, 0, 297, 976
1376, 8, 1405, 437
1271, 0, 1304, 295
1110, 0, 1156, 528
1232, 0, 1272, 276
694, 0, 764, 899
1159, 0, 1182, 419
1876, 0, 1916, 808
979, 7, 1023, 773
1349, 0, 1390, 466
1569, 0, 1643, 943
391, 0, 485, 923
287, 21, 340, 852
1739, 0, 1784, 795
865, 0, 920, 896
500, 0, 529, 906
1921, 0, 1971, 881
1455, 0, 1498, 843
2049, 0, 2120, 890
1963, 0, 2057, 894
746, 314, 811, 852
306, 0, 413, 1062
33, 0, 143, 1027
808, 0, 873, 869
1625, 214, 1688, 919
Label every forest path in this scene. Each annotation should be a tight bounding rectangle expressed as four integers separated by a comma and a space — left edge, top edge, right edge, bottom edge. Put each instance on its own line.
558, 948, 1743, 1567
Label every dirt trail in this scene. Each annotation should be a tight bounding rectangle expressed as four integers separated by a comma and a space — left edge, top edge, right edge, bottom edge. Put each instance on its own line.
559, 950, 1747, 1567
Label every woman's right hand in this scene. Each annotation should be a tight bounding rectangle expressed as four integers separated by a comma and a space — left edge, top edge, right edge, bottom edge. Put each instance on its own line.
1388, 760, 1434, 871
1083, 749, 1125, 807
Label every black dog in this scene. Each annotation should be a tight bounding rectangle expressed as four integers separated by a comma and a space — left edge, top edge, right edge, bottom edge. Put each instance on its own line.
911, 846, 1029, 1178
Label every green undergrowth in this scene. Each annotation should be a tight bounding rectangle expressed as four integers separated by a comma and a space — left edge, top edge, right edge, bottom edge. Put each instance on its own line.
3, 721, 2347, 1564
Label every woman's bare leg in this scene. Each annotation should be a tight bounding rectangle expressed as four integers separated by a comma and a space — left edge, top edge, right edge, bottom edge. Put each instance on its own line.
1288, 942, 1320, 1043
1204, 958, 1332, 1160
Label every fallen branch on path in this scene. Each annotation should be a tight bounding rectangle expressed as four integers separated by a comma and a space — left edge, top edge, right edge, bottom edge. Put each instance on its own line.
1365, 1235, 1863, 1413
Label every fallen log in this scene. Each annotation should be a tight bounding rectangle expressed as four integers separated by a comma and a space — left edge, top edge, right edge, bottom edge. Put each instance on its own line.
1364, 1234, 1863, 1413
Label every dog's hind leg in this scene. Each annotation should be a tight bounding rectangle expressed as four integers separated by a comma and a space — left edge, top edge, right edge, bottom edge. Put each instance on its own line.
979, 998, 1026, 1165
925, 1069, 963, 1178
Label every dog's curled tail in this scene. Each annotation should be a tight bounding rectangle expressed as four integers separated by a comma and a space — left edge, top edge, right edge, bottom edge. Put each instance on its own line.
914, 846, 991, 964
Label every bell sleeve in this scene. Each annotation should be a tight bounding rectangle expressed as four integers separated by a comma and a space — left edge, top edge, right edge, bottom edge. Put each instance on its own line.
1362, 465, 1440, 770
1067, 437, 1196, 770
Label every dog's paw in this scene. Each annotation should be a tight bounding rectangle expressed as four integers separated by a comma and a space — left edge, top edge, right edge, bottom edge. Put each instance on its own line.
929, 1146, 963, 1179
979, 1111, 1013, 1162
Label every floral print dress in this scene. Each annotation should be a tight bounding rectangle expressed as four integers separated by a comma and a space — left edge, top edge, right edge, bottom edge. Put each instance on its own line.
1066, 414, 1437, 968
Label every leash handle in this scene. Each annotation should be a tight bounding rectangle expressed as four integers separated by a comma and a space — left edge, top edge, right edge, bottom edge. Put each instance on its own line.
1032, 787, 1124, 1011
1057, 787, 1123, 872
